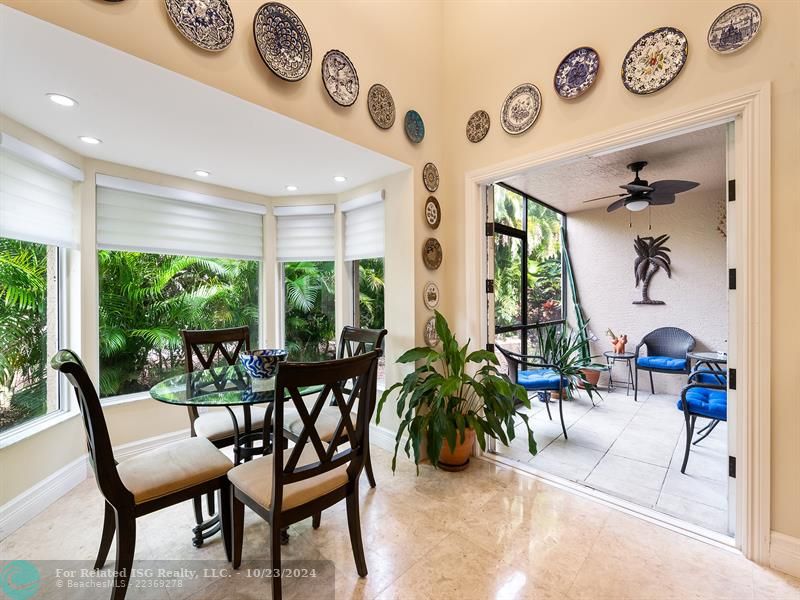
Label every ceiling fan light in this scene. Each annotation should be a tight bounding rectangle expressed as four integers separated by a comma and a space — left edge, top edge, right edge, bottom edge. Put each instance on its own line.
626, 199, 650, 212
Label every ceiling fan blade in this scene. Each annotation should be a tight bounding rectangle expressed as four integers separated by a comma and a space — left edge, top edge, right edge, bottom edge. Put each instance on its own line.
607, 197, 630, 212
649, 195, 676, 206
583, 193, 627, 204
649, 180, 699, 195
620, 183, 654, 193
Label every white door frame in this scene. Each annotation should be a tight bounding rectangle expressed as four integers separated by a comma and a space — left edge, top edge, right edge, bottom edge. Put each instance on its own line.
462, 83, 771, 563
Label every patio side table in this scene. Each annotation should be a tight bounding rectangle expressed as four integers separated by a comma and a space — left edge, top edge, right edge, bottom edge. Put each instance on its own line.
604, 351, 635, 395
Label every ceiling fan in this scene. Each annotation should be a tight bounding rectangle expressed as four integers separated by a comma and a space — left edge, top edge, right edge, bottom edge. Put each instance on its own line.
583, 161, 699, 212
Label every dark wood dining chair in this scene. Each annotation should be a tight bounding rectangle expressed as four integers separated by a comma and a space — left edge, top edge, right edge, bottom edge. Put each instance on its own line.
284, 326, 387, 489
51, 349, 233, 600
228, 350, 380, 600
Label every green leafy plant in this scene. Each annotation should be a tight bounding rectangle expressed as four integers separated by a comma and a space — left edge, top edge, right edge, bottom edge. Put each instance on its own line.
533, 322, 602, 400
377, 311, 536, 472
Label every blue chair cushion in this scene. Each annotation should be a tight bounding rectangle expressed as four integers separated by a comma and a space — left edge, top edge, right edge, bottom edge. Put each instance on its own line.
637, 355, 687, 371
695, 368, 727, 385
518, 369, 569, 391
677, 387, 728, 421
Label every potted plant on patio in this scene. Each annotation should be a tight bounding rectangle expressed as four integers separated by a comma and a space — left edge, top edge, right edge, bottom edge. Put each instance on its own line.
377, 311, 536, 472
535, 322, 603, 400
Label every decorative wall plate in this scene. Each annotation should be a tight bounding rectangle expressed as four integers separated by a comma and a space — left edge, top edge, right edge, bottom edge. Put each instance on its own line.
466, 109, 490, 143
367, 84, 395, 129
164, 0, 235, 51
422, 162, 439, 192
423, 281, 440, 310
404, 110, 425, 144
424, 316, 439, 347
708, 4, 762, 54
321, 49, 359, 106
425, 196, 441, 229
253, 2, 312, 82
500, 83, 542, 135
622, 27, 688, 95
422, 238, 442, 270
554, 46, 600, 99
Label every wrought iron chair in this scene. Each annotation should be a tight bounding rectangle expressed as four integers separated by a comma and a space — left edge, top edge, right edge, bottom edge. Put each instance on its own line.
677, 369, 728, 473
495, 344, 570, 439
52, 350, 232, 600
228, 351, 380, 600
633, 327, 695, 401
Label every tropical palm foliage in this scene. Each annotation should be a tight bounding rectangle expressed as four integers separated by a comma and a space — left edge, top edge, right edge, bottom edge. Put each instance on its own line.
283, 261, 336, 361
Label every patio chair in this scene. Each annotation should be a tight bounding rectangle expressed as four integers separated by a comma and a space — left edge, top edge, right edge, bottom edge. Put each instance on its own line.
677, 369, 728, 473
52, 350, 232, 600
495, 344, 570, 439
633, 327, 695, 401
228, 350, 380, 600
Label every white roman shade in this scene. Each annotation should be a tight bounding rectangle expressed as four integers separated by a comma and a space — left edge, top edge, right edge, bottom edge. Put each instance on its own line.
342, 191, 384, 261
274, 204, 335, 262
0, 136, 81, 247
96, 176, 264, 260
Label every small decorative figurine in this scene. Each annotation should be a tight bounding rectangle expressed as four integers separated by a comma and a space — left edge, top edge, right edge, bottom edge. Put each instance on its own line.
606, 330, 629, 355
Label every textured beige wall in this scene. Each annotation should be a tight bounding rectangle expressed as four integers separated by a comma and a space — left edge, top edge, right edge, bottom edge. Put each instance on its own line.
567, 192, 728, 395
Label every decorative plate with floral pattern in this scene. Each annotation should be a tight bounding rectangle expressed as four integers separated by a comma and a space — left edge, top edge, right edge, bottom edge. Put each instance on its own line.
405, 110, 425, 144
367, 84, 395, 129
466, 109, 490, 143
423, 281, 440, 310
500, 83, 542, 135
321, 49, 359, 106
424, 316, 439, 347
253, 2, 312, 82
554, 47, 600, 99
425, 196, 441, 229
423, 162, 439, 192
164, 0, 235, 51
708, 3, 762, 54
622, 27, 688, 95
422, 238, 442, 270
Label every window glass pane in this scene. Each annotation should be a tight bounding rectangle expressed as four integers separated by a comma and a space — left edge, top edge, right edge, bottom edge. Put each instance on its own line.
0, 237, 59, 432
494, 234, 522, 327
494, 330, 522, 376
355, 258, 384, 329
98, 250, 259, 398
493, 186, 524, 229
283, 261, 335, 362
527, 202, 563, 323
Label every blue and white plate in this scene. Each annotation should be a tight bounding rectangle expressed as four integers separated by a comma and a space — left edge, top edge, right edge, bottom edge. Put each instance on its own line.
404, 110, 425, 144
164, 0, 235, 52
622, 27, 688, 95
239, 349, 287, 379
708, 3, 762, 54
554, 47, 600, 99
253, 2, 312, 82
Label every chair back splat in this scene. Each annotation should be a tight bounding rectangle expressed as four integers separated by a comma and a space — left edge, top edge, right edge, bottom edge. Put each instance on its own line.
181, 326, 251, 373
640, 327, 696, 359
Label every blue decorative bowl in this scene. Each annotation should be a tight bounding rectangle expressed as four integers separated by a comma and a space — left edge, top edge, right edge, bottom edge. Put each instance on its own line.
239, 349, 287, 379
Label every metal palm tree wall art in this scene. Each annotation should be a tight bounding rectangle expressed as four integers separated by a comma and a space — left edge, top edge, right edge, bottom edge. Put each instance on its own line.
633, 234, 671, 305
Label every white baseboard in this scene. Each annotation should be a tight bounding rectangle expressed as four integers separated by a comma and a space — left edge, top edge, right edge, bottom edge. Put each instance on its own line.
0, 428, 190, 540
369, 423, 398, 453
0, 454, 87, 541
770, 531, 800, 578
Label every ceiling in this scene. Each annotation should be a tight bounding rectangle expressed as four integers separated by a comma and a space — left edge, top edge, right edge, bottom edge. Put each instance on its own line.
501, 125, 727, 214
0, 6, 407, 197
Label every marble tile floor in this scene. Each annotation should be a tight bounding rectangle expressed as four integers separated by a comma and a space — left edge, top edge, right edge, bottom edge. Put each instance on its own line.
2, 445, 798, 599
498, 389, 731, 534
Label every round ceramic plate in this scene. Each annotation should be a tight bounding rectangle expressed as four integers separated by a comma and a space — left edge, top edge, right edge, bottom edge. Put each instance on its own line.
500, 83, 542, 135
404, 110, 425, 144
425, 196, 441, 229
708, 3, 762, 54
622, 27, 688, 95
466, 109, 490, 143
253, 2, 312, 82
164, 0, 234, 51
424, 316, 439, 347
321, 49, 359, 106
554, 46, 600, 99
422, 238, 442, 270
367, 83, 395, 129
423, 281, 440, 310
423, 162, 439, 192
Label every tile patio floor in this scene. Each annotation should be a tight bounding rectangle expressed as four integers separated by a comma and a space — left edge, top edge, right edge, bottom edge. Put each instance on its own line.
497, 387, 731, 535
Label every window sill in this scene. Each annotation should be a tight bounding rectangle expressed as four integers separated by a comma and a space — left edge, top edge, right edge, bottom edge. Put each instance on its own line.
0, 409, 79, 450
101, 391, 153, 407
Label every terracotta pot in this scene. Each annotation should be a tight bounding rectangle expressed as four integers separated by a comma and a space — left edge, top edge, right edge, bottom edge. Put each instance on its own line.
438, 428, 476, 471
578, 368, 602, 389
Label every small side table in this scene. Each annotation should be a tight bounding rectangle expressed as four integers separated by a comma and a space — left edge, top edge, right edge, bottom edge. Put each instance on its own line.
604, 351, 635, 395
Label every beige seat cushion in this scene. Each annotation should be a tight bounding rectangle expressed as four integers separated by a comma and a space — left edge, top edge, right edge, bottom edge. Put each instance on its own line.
194, 406, 267, 441
117, 437, 232, 504
284, 403, 359, 442
228, 444, 349, 511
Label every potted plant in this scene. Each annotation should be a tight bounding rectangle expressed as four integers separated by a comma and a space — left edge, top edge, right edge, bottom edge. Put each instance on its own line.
534, 322, 603, 401
377, 311, 536, 472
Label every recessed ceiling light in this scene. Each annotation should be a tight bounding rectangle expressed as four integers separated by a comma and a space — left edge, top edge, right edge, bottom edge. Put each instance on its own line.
194, 170, 210, 177
47, 93, 78, 107
285, 185, 298, 192
79, 136, 102, 145
333, 175, 347, 183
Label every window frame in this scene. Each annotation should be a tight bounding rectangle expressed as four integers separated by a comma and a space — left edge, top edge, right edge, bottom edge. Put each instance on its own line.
493, 182, 567, 356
